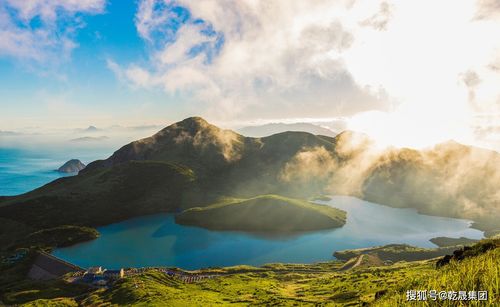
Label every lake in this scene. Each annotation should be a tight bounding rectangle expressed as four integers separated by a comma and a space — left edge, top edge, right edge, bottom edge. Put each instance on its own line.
53, 196, 484, 270
0, 148, 484, 270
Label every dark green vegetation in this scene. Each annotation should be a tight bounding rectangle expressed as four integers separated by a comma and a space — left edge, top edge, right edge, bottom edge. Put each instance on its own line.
1, 279, 90, 306
23, 226, 99, 249
3, 238, 495, 306
175, 195, 346, 231
430, 236, 479, 247
333, 244, 459, 262
0, 161, 197, 229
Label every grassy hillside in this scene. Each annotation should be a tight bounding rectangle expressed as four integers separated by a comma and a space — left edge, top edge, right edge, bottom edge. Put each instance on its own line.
1, 239, 497, 306
175, 195, 346, 231
43, 261, 437, 306
0, 160, 200, 258
0, 161, 198, 231
374, 238, 500, 306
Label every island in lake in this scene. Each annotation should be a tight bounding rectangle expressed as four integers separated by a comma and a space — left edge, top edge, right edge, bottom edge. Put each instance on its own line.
175, 194, 346, 231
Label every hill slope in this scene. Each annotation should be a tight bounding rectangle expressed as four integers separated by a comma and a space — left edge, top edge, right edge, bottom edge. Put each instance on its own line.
0, 161, 197, 230
374, 238, 500, 306
175, 195, 346, 231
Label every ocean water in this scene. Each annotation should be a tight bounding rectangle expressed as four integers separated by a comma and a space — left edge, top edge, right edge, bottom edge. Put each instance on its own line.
0, 148, 109, 196
53, 196, 484, 270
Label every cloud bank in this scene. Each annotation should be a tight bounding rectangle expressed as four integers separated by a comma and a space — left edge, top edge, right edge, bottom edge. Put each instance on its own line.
106, 0, 500, 151
110, 0, 391, 121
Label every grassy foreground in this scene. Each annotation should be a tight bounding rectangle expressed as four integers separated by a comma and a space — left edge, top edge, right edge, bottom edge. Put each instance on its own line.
2, 238, 497, 306
374, 245, 499, 306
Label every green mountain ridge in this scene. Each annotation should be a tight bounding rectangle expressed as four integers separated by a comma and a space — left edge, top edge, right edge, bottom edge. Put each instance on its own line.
0, 116, 499, 243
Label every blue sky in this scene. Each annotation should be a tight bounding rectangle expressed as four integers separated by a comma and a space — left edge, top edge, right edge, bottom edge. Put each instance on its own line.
0, 0, 188, 129
0, 0, 231, 130
1, 0, 500, 151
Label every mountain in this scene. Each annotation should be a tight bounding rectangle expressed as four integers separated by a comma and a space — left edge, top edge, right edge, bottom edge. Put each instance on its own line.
239, 122, 337, 137
85, 125, 99, 132
0, 116, 499, 241
175, 195, 346, 231
83, 116, 337, 198
57, 159, 86, 173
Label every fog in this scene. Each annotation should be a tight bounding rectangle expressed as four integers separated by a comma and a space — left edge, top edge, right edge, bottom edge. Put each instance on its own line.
279, 133, 500, 230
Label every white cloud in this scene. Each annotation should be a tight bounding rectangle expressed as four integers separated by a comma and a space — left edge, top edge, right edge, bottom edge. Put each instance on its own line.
359, 2, 392, 31
135, 0, 176, 42
110, 0, 390, 121
0, 0, 106, 63
111, 0, 500, 150
475, 0, 500, 20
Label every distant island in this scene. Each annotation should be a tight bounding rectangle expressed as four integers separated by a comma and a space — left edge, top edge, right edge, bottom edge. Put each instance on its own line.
175, 195, 346, 232
69, 136, 109, 142
57, 159, 86, 173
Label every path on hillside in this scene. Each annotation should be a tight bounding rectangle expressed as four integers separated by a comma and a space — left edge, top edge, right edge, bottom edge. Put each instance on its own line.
339, 254, 365, 271
350, 254, 365, 270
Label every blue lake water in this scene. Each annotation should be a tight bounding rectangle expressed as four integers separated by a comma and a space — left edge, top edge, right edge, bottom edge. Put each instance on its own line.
0, 148, 485, 270
53, 196, 484, 270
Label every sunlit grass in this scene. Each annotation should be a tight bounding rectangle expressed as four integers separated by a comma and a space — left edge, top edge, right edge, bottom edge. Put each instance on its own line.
374, 247, 499, 306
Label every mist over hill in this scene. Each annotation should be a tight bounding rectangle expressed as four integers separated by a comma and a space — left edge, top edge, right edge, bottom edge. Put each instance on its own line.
0, 117, 499, 234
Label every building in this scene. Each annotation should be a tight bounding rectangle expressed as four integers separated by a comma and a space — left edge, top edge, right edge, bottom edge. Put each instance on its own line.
87, 266, 103, 274
103, 268, 125, 279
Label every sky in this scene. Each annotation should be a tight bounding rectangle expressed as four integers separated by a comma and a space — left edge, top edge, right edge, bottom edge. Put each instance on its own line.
0, 0, 500, 150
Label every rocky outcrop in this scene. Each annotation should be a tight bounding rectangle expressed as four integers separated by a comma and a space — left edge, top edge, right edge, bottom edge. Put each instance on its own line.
57, 159, 86, 173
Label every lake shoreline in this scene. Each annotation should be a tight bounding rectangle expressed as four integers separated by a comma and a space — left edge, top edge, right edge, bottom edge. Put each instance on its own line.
52, 196, 484, 270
